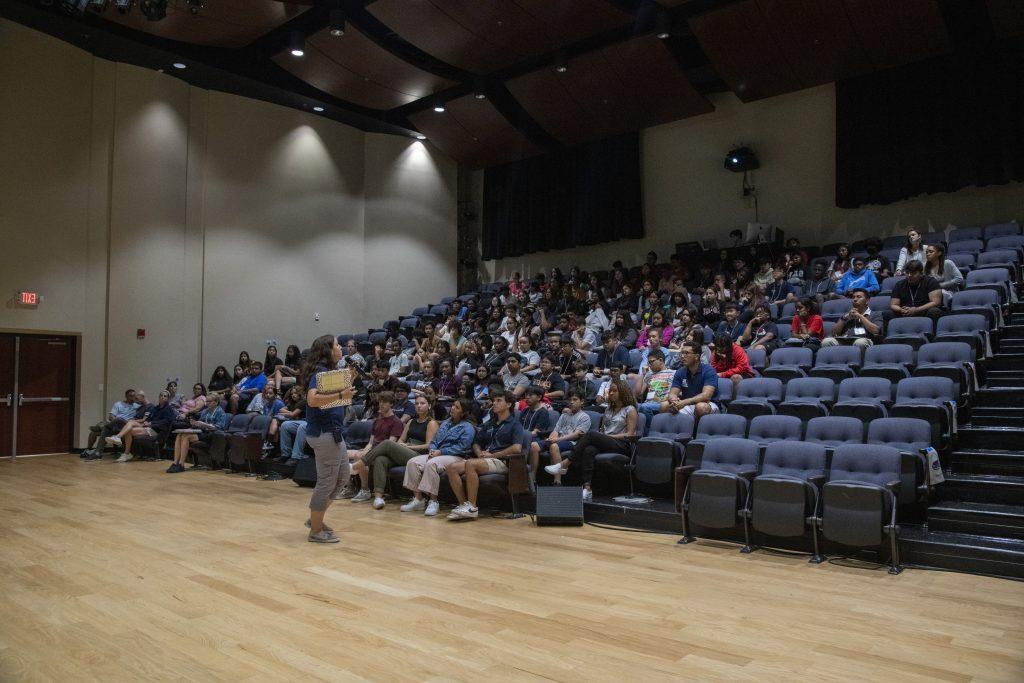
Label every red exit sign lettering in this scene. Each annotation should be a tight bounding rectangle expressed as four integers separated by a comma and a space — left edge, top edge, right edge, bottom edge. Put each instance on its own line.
18, 291, 38, 305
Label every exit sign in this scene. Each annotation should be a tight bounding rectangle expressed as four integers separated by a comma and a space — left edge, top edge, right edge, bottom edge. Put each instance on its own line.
18, 291, 38, 306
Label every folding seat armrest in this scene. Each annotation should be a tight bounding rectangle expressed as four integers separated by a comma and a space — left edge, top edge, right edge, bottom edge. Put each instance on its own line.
674, 465, 696, 511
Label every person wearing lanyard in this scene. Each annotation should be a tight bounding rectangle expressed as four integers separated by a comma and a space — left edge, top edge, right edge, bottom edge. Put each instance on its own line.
303, 334, 357, 544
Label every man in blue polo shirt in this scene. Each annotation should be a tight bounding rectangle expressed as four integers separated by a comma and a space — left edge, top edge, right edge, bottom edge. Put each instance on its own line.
230, 361, 268, 413
667, 341, 719, 419
445, 390, 525, 520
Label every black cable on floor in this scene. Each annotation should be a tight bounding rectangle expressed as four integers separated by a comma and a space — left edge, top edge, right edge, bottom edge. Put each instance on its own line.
584, 520, 680, 536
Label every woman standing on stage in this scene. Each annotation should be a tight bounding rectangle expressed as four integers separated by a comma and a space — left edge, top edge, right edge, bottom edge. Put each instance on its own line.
303, 334, 356, 544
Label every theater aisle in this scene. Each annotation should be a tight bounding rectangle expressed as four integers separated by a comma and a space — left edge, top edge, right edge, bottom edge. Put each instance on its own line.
1, 455, 1023, 682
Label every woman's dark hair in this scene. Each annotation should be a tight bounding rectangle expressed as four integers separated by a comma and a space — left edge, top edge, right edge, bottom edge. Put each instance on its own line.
904, 227, 922, 253
264, 345, 278, 367
302, 334, 337, 386
210, 365, 228, 382
451, 398, 476, 424
712, 333, 734, 364
687, 326, 705, 345
925, 241, 947, 277
193, 382, 207, 395
797, 297, 817, 315
238, 351, 251, 368
284, 345, 301, 366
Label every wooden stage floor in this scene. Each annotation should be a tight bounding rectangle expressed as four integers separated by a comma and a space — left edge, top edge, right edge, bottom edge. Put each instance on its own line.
1, 454, 1023, 682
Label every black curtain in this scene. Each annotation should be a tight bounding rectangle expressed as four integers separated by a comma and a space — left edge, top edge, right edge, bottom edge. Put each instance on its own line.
836, 40, 1024, 209
482, 132, 643, 260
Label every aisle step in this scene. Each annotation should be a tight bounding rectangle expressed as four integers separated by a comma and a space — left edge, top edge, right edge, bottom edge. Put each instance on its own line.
936, 473, 1024, 505
900, 526, 1024, 579
951, 449, 1024, 476
927, 501, 1024, 540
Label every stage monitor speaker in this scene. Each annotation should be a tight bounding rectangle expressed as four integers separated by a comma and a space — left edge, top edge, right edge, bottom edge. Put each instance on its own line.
535, 486, 584, 526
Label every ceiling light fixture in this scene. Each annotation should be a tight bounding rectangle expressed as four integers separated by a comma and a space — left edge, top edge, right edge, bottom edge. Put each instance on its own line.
415, 134, 426, 140
554, 51, 568, 73
329, 8, 346, 37
473, 78, 487, 100
433, 99, 446, 113
655, 10, 671, 39
289, 31, 306, 57
172, 62, 186, 69
313, 106, 324, 112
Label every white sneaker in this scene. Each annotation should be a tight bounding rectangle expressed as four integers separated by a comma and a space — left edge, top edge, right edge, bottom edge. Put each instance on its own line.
333, 485, 356, 500
372, 496, 385, 510
350, 489, 372, 503
447, 503, 478, 520
114, 453, 132, 463
400, 498, 426, 512
544, 462, 568, 475
582, 488, 593, 502
424, 500, 440, 517
105, 436, 122, 447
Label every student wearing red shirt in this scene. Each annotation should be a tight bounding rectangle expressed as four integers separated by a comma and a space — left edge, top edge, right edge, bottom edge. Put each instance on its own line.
789, 298, 824, 350
348, 392, 406, 507
710, 333, 755, 392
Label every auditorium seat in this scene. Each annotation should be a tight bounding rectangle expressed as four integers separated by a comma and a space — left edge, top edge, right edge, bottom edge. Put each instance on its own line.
948, 252, 976, 273
891, 376, 956, 442
747, 415, 803, 448
984, 221, 1021, 239
746, 347, 767, 372
934, 314, 988, 356
879, 276, 903, 295
804, 416, 865, 455
749, 441, 828, 557
832, 377, 892, 422
951, 289, 1002, 328
817, 444, 903, 574
866, 417, 932, 504
593, 414, 646, 494
629, 413, 693, 495
859, 344, 914, 384
976, 249, 1019, 271
728, 378, 784, 420
809, 345, 862, 383
949, 226, 983, 243
761, 347, 812, 383
775, 302, 796, 323
680, 437, 760, 546
820, 298, 853, 323
778, 377, 836, 422
884, 317, 933, 349
228, 415, 272, 475
986, 234, 1024, 254
683, 413, 748, 465
345, 420, 374, 449
912, 342, 975, 391
191, 413, 253, 469
950, 238, 984, 256
965, 267, 1011, 304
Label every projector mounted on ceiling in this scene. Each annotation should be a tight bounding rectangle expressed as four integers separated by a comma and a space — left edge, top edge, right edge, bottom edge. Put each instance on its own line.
725, 146, 759, 173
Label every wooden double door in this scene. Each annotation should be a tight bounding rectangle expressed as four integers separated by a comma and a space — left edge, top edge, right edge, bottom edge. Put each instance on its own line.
0, 334, 76, 457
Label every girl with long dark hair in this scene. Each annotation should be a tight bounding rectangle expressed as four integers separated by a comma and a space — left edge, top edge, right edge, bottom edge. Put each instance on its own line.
208, 366, 232, 393
273, 344, 302, 389
302, 334, 356, 543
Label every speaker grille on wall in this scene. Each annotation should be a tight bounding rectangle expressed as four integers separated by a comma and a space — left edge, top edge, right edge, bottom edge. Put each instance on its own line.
535, 486, 585, 526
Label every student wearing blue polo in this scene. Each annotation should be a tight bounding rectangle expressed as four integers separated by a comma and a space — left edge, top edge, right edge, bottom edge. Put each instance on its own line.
445, 390, 526, 520
667, 341, 719, 418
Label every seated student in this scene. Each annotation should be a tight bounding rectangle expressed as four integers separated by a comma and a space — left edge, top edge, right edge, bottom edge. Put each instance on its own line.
410, 359, 438, 397
472, 365, 492, 403
585, 298, 611, 333
634, 349, 676, 433
534, 355, 567, 405
555, 335, 586, 378
636, 311, 674, 349
347, 391, 407, 506
700, 289, 723, 328
665, 341, 720, 418
386, 339, 412, 378
609, 310, 638, 349
594, 332, 630, 379
230, 361, 267, 413
390, 382, 416, 423
785, 252, 807, 286
208, 366, 233, 394
272, 345, 303, 390
739, 304, 779, 354
887, 260, 945, 324
514, 336, 542, 377
895, 227, 926, 275
518, 385, 554, 443
764, 267, 798, 306
803, 261, 836, 302
246, 383, 285, 417
863, 238, 892, 278
262, 346, 283, 380
711, 333, 755, 392
531, 389, 591, 485
595, 362, 626, 406
270, 385, 306, 454
357, 395, 440, 511
571, 319, 599, 353
924, 242, 964, 307
176, 383, 207, 421
107, 389, 176, 462
84, 388, 139, 458
165, 381, 182, 409
338, 339, 366, 372
433, 359, 461, 404
835, 257, 881, 297
484, 336, 510, 374
715, 304, 745, 343
546, 378, 637, 501
638, 325, 677, 373
565, 362, 597, 405
230, 363, 246, 387
401, 398, 477, 516
788, 297, 825, 349
500, 353, 531, 399
168, 392, 228, 473
445, 391, 526, 520
821, 288, 882, 348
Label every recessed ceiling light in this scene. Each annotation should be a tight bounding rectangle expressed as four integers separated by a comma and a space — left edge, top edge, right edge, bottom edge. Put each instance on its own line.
415, 134, 426, 140
172, 62, 186, 69
289, 31, 305, 58
433, 102, 446, 113
313, 106, 324, 112
329, 9, 346, 37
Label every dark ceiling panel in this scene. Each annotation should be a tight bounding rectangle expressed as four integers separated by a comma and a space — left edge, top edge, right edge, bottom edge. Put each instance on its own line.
507, 35, 713, 146
987, 0, 1024, 39
101, 0, 308, 49
367, 0, 631, 75
273, 26, 456, 111
408, 95, 542, 168
690, 0, 951, 102
689, 0, 801, 102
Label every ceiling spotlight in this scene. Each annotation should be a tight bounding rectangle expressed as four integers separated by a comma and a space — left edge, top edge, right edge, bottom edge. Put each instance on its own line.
172, 62, 186, 69
115, 0, 133, 13
473, 78, 487, 100
289, 31, 306, 57
433, 99, 446, 113
313, 106, 324, 112
139, 0, 167, 21
186, 0, 204, 16
329, 8, 346, 37
554, 51, 568, 73
415, 134, 426, 140
724, 146, 759, 172
655, 10, 671, 39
